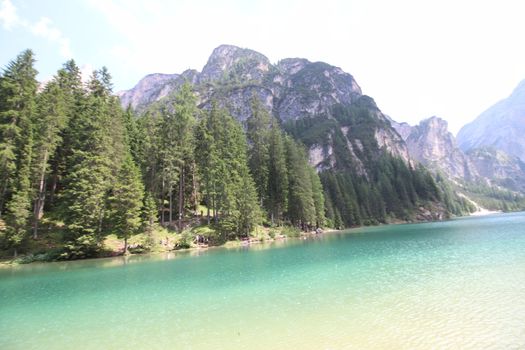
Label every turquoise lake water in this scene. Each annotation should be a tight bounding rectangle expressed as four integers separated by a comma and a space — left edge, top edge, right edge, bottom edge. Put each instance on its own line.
1, 212, 525, 349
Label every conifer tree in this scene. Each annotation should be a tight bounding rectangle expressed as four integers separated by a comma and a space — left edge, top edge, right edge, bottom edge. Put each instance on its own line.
309, 166, 325, 228
195, 101, 223, 224
109, 154, 144, 254
31, 79, 68, 238
61, 69, 121, 244
196, 103, 260, 236
151, 82, 198, 228
172, 83, 197, 231
47, 60, 84, 207
246, 96, 270, 206
267, 118, 288, 225
284, 136, 315, 229
0, 49, 38, 255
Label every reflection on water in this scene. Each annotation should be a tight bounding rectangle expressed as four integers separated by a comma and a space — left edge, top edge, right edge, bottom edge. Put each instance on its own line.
1, 212, 524, 349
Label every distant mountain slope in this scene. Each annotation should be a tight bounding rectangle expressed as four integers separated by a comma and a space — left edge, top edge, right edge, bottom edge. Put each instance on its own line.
391, 115, 525, 210
467, 147, 525, 193
457, 80, 525, 162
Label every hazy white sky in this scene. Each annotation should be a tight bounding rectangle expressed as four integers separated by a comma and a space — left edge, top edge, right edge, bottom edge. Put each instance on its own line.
1, 0, 524, 134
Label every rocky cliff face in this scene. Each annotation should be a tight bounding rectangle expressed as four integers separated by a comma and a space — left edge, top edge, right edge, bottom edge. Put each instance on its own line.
391, 116, 525, 194
198, 45, 271, 84
392, 116, 478, 181
120, 44, 410, 174
467, 148, 525, 192
118, 70, 199, 111
457, 79, 525, 162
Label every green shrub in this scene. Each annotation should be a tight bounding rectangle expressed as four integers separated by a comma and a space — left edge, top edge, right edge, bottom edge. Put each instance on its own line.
56, 235, 100, 260
282, 226, 301, 238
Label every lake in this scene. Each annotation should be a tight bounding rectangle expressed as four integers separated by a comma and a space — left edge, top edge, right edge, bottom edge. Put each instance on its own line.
1, 212, 524, 349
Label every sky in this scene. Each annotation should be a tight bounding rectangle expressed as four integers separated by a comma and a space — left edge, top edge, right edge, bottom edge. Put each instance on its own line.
1, 0, 524, 134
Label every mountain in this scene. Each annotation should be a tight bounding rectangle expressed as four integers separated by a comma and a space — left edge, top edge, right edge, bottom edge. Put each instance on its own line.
391, 116, 478, 181
118, 71, 199, 111
120, 45, 409, 173
466, 147, 525, 193
120, 44, 452, 224
457, 79, 525, 162
391, 115, 525, 211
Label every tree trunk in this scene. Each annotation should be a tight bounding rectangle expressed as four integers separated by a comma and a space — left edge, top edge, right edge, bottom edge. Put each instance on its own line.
160, 179, 165, 226
191, 163, 197, 213
33, 150, 48, 239
124, 237, 128, 255
97, 208, 104, 241
169, 188, 173, 226
13, 247, 17, 258
48, 172, 58, 205
213, 195, 218, 224
0, 182, 6, 218
178, 168, 184, 232
207, 197, 210, 225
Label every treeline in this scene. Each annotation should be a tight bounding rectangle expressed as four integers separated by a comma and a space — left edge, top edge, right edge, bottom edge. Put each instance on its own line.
0, 50, 324, 257
321, 155, 448, 227
460, 181, 525, 211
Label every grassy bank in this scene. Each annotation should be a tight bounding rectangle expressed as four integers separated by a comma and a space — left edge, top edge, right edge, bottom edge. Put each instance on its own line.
0, 223, 318, 266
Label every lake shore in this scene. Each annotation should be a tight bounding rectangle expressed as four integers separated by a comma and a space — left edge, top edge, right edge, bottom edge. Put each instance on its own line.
0, 209, 505, 267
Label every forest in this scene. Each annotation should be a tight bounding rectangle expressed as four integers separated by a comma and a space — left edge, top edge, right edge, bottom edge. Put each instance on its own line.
0, 50, 460, 260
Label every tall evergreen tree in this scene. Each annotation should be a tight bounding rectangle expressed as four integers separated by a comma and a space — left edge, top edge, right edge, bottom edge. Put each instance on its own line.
149, 82, 198, 228
0, 49, 38, 255
60, 68, 123, 244
30, 79, 68, 238
171, 83, 197, 231
284, 136, 315, 229
195, 103, 260, 236
109, 154, 144, 254
267, 118, 288, 225
246, 96, 270, 206
46, 60, 84, 207
195, 101, 224, 224
309, 166, 325, 228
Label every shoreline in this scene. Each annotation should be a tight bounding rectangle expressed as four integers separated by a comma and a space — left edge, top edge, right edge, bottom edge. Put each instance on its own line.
0, 210, 507, 267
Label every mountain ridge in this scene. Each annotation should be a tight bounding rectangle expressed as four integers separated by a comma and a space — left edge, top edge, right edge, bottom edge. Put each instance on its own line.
457, 79, 525, 162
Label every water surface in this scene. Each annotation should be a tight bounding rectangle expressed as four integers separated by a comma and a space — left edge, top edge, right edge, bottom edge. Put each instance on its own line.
1, 212, 525, 349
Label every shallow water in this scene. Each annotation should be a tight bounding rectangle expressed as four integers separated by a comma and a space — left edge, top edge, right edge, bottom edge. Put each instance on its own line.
1, 212, 525, 349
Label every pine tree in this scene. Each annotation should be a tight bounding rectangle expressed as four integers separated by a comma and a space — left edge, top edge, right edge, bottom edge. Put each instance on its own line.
196, 103, 260, 236
284, 136, 315, 229
246, 96, 270, 206
109, 154, 144, 254
0, 49, 38, 255
267, 118, 288, 225
46, 60, 84, 207
60, 68, 122, 245
149, 83, 198, 229
309, 166, 325, 228
171, 83, 197, 231
142, 191, 158, 234
30, 79, 68, 238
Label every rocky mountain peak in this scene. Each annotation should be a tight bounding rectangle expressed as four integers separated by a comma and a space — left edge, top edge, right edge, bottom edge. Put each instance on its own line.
393, 116, 478, 181
421, 116, 449, 133
118, 73, 178, 110
276, 58, 310, 75
199, 44, 271, 84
